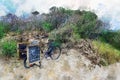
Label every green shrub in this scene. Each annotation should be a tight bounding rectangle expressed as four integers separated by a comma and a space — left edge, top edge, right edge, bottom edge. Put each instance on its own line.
74, 11, 100, 39
76, 19, 97, 38
72, 25, 81, 40
0, 23, 5, 39
49, 24, 76, 44
0, 22, 10, 39
49, 32, 62, 46
42, 22, 53, 32
82, 11, 97, 22
0, 26, 5, 39
1, 40, 17, 57
113, 31, 120, 48
100, 30, 120, 49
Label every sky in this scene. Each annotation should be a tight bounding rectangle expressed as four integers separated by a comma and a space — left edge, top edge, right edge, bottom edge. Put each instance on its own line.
0, 0, 120, 30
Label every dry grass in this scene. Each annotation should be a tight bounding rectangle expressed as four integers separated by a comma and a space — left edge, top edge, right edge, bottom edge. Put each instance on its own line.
92, 40, 120, 65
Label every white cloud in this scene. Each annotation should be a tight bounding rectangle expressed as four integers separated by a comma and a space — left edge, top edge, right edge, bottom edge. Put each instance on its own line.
15, 0, 91, 16
0, 4, 8, 16
0, 10, 6, 16
11, 0, 21, 4
89, 0, 120, 30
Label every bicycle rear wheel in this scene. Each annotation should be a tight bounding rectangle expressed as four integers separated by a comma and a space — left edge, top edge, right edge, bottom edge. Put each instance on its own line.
50, 46, 61, 60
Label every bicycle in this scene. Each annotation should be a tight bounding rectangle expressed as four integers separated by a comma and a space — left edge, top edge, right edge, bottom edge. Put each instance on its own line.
23, 39, 61, 68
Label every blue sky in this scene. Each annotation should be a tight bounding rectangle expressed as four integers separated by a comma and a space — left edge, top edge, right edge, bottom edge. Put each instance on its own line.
0, 0, 17, 13
0, 0, 120, 30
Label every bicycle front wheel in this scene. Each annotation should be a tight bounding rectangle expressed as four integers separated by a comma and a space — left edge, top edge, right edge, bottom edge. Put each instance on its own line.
50, 46, 61, 60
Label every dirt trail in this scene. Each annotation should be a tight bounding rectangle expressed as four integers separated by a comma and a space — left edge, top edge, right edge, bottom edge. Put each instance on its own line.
0, 49, 120, 80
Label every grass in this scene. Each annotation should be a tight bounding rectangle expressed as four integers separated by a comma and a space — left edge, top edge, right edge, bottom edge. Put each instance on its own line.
92, 40, 120, 65
1, 40, 17, 58
0, 24, 5, 39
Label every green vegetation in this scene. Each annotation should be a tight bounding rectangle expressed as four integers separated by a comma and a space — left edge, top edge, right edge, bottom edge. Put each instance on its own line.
48, 13, 119, 66
0, 23, 5, 39
0, 7, 120, 65
93, 40, 120, 65
0, 26, 5, 39
94, 30, 120, 65
82, 11, 97, 22
49, 24, 74, 44
1, 40, 17, 57
42, 22, 53, 32
100, 31, 120, 49
0, 22, 10, 39
74, 11, 100, 39
49, 10, 99, 43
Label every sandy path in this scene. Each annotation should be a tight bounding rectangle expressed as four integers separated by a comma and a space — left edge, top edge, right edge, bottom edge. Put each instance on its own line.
0, 49, 120, 80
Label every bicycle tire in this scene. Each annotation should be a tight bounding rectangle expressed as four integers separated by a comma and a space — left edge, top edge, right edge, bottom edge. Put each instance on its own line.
50, 46, 61, 60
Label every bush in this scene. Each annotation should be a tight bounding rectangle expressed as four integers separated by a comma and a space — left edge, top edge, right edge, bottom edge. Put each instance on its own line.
0, 26, 5, 39
100, 30, 120, 49
82, 11, 97, 22
0, 22, 10, 39
49, 24, 74, 44
74, 11, 101, 39
0, 23, 5, 39
42, 22, 53, 32
112, 31, 120, 48
76, 20, 97, 38
49, 32, 62, 46
1, 40, 17, 57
